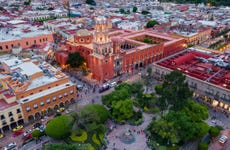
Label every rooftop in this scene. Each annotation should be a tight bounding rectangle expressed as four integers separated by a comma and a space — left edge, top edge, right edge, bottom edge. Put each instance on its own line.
0, 22, 52, 42
0, 99, 18, 111
157, 49, 230, 90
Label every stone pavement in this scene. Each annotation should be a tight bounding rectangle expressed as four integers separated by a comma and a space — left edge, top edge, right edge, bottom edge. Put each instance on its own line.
106, 112, 153, 150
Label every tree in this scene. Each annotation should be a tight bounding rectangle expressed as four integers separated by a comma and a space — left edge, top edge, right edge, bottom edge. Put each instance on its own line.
48, 7, 54, 11
198, 142, 208, 150
160, 70, 193, 110
183, 100, 209, 122
80, 104, 109, 123
146, 20, 159, 28
147, 67, 152, 76
209, 126, 221, 138
86, 0, 96, 5
66, 52, 85, 68
141, 10, 150, 15
102, 83, 132, 107
111, 100, 134, 123
119, 8, 125, 14
133, 6, 138, 13
24, 0, 31, 5
148, 118, 179, 145
32, 129, 43, 141
46, 115, 74, 139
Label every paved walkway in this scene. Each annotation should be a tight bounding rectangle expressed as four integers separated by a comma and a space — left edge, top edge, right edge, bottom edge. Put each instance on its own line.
106, 112, 153, 150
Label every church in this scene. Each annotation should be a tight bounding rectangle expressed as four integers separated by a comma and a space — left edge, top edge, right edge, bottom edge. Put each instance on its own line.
55, 16, 186, 82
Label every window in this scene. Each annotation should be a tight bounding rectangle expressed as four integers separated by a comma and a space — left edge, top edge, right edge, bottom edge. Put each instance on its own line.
18, 114, 22, 119
17, 109, 21, 114
34, 40, 36, 44
105, 59, 108, 64
5, 45, 8, 49
47, 98, 51, 104
59, 94, 62, 99
2, 121, 7, 126
26, 41, 29, 45
18, 43, 20, 46
53, 97, 56, 101
26, 106, 31, 112
70, 90, 74, 94
1, 115, 5, 120
40, 39, 42, 42
40, 101, 44, 106
10, 117, 14, 122
0, 46, 2, 50
8, 112, 13, 117
11, 44, 14, 48
33, 104, 38, 109
64, 92, 68, 97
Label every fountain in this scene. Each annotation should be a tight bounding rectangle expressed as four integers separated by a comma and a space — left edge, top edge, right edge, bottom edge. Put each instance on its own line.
119, 129, 135, 144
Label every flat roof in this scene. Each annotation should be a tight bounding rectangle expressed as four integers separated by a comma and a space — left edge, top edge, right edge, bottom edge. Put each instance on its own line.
0, 99, 18, 111
12, 62, 42, 76
0, 23, 52, 42
157, 49, 230, 90
19, 82, 74, 104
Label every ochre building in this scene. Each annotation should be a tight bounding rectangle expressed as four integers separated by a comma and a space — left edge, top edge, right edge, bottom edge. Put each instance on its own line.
0, 56, 76, 133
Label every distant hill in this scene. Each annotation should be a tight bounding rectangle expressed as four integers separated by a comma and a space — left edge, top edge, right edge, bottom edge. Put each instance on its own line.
161, 0, 230, 6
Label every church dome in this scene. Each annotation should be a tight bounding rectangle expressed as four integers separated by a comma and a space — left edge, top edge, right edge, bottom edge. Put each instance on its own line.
76, 29, 91, 36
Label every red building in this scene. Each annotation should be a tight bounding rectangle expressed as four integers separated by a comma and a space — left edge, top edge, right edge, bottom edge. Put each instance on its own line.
56, 16, 186, 82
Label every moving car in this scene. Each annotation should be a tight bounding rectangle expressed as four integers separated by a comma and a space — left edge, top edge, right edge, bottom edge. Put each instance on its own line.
219, 135, 228, 144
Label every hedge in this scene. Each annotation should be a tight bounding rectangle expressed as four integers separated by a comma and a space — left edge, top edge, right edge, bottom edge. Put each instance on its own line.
70, 129, 87, 142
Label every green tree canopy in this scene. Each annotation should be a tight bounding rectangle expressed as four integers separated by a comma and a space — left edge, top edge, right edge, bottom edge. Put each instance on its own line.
160, 70, 193, 110
119, 8, 125, 14
46, 115, 74, 139
80, 104, 109, 123
198, 142, 208, 150
111, 100, 134, 123
43, 143, 93, 150
146, 20, 159, 28
66, 52, 85, 68
86, 0, 96, 5
32, 129, 43, 139
142, 10, 150, 15
133, 6, 138, 13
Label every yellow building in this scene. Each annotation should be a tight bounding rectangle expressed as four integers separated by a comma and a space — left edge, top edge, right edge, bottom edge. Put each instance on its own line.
0, 55, 76, 133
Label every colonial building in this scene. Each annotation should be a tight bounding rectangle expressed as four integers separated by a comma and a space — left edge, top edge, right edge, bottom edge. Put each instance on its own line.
0, 55, 76, 133
153, 48, 230, 112
56, 16, 186, 82
0, 80, 23, 134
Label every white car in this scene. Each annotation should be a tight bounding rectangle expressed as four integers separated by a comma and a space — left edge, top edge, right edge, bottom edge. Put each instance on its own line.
219, 135, 228, 144
110, 82, 117, 87
4, 142, 16, 150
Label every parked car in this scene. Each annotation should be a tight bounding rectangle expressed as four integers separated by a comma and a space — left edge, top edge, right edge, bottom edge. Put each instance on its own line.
117, 80, 122, 84
4, 142, 16, 150
12, 130, 23, 137
0, 133, 4, 139
98, 84, 110, 93
57, 107, 65, 113
219, 135, 228, 144
13, 125, 23, 132
22, 133, 32, 141
110, 82, 117, 87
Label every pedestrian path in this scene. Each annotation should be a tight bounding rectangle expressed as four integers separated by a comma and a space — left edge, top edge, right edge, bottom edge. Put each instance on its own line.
106, 112, 153, 150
